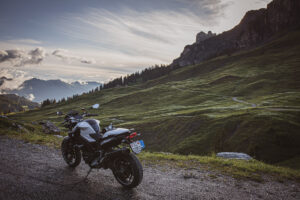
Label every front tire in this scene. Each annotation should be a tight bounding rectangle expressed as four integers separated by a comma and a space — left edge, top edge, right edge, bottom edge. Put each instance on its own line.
61, 136, 81, 168
112, 153, 143, 188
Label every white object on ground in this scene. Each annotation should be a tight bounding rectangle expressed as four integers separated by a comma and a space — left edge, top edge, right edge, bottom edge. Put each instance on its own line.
92, 104, 99, 109
216, 152, 252, 160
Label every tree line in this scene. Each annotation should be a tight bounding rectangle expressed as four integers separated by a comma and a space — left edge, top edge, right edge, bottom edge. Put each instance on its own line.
101, 64, 171, 89
41, 64, 175, 107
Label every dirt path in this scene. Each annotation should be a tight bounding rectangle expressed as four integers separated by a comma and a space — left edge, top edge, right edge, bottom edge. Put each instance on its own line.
232, 97, 300, 112
0, 136, 299, 200
232, 97, 257, 108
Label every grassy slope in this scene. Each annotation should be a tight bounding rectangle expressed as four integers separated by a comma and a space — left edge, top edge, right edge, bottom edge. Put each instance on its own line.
0, 117, 299, 182
6, 30, 300, 167
0, 94, 39, 114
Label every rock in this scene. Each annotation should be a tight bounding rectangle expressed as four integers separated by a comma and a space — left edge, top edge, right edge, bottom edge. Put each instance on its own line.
17, 124, 30, 133
92, 104, 99, 109
216, 152, 252, 160
171, 0, 300, 68
39, 121, 60, 134
196, 31, 216, 44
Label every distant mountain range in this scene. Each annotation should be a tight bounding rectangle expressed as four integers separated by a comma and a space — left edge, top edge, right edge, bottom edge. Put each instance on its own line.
171, 0, 300, 67
0, 94, 39, 114
2, 78, 101, 102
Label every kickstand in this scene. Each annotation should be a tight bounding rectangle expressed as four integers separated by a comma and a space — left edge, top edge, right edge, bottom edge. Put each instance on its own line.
60, 167, 93, 199
68, 167, 93, 190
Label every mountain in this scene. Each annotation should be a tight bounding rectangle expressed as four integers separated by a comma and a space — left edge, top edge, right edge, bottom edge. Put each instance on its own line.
0, 94, 39, 114
10, 29, 300, 164
171, 0, 300, 67
6, 78, 101, 102
6, 0, 300, 165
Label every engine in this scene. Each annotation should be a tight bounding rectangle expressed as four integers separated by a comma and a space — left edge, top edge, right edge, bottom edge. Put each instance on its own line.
82, 150, 97, 164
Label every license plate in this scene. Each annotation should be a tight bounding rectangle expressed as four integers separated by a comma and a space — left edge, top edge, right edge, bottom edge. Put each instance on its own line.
130, 140, 145, 154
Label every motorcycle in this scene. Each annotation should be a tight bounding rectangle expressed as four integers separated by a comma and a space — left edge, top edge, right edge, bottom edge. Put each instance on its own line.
61, 110, 145, 188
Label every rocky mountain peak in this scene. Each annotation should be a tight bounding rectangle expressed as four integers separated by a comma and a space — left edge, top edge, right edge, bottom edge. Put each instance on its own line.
196, 31, 216, 44
171, 0, 300, 68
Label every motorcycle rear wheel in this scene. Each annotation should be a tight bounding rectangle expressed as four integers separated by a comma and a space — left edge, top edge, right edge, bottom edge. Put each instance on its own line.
112, 153, 143, 188
61, 136, 81, 168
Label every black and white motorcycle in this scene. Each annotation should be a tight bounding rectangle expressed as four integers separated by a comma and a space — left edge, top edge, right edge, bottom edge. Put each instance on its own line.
61, 110, 145, 188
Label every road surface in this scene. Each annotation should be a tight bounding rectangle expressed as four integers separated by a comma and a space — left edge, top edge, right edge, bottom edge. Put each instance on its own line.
0, 136, 299, 200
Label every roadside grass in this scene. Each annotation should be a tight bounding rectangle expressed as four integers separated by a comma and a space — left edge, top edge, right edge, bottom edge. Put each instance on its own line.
1, 124, 299, 183
0, 129, 64, 149
1, 115, 300, 183
138, 151, 300, 182
0, 118, 65, 148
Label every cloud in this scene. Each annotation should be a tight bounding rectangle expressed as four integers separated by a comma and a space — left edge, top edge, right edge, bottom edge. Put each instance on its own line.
60, 8, 216, 66
0, 68, 31, 91
52, 49, 95, 64
0, 76, 13, 87
6, 39, 42, 45
0, 50, 23, 62
26, 93, 35, 101
0, 47, 46, 67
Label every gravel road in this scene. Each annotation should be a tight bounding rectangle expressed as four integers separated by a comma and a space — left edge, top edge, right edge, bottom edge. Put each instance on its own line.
0, 136, 299, 200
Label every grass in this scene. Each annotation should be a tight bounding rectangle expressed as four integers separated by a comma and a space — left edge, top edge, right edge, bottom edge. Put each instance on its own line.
4, 30, 300, 167
1, 121, 299, 183
137, 151, 300, 182
0, 117, 65, 148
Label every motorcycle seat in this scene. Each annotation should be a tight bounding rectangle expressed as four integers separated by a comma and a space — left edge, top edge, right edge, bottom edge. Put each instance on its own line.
103, 128, 130, 138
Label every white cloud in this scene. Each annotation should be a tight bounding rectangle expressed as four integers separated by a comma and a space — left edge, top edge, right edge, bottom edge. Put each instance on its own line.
52, 49, 95, 64
0, 68, 32, 90
27, 93, 35, 101
6, 39, 42, 45
60, 7, 217, 66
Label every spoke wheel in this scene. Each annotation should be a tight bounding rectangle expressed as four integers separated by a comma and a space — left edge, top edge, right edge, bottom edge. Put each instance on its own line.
61, 137, 81, 168
112, 153, 143, 188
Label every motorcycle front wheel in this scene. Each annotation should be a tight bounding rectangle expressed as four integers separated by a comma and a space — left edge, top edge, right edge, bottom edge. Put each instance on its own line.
111, 153, 143, 188
61, 136, 81, 168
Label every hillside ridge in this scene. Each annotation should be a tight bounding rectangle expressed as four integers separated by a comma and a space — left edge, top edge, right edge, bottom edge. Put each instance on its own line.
171, 0, 300, 67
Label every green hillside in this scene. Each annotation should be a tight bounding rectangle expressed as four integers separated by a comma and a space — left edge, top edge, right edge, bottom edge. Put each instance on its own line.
7, 30, 300, 165
0, 94, 39, 114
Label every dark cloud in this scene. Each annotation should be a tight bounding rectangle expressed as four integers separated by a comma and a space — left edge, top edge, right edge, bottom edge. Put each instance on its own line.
0, 48, 46, 67
0, 76, 13, 87
0, 50, 23, 63
52, 49, 94, 64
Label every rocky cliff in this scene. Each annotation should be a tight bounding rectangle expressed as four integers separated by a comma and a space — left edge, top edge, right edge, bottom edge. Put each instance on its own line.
171, 0, 300, 67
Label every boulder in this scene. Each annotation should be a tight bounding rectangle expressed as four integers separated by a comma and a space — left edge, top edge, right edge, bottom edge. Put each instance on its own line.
92, 104, 99, 109
39, 121, 60, 134
216, 152, 252, 160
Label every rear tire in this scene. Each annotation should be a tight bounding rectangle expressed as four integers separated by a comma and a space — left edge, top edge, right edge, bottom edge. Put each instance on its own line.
61, 136, 81, 168
112, 153, 143, 188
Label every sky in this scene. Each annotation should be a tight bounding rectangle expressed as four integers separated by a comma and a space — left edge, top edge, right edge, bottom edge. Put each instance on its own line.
0, 0, 272, 89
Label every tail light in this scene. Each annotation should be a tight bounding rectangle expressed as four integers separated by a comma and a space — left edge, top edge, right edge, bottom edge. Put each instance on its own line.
128, 132, 137, 139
